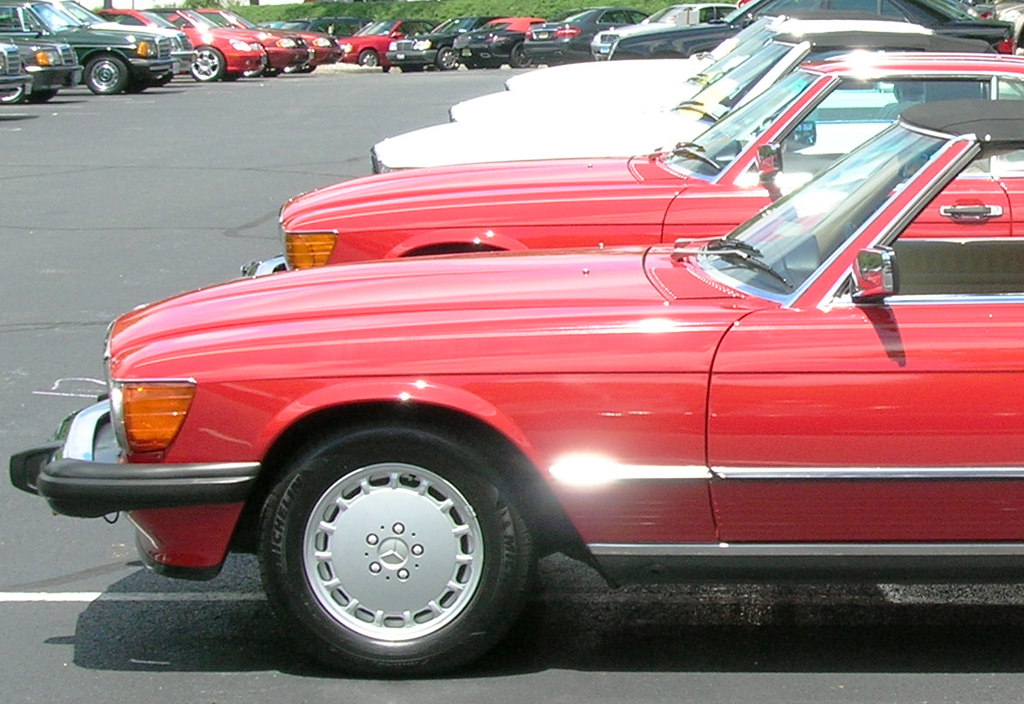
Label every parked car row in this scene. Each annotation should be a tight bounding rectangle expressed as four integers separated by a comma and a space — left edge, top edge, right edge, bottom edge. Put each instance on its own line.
14, 2, 1024, 683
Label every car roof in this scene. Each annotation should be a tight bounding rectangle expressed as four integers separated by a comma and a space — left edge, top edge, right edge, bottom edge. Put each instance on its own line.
901, 99, 1024, 148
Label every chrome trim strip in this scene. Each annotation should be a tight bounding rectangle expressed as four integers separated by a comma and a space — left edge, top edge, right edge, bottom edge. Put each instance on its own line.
589, 542, 1024, 557
61, 401, 111, 462
549, 462, 711, 483
713, 466, 1024, 480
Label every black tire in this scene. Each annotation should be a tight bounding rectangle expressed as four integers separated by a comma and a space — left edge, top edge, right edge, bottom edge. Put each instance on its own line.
508, 42, 531, 69
222, 72, 241, 82
258, 424, 535, 675
26, 89, 58, 104
357, 48, 379, 68
84, 54, 130, 95
0, 83, 27, 104
192, 48, 227, 82
435, 46, 458, 71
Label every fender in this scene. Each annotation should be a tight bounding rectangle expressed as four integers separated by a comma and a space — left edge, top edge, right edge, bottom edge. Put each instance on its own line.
255, 378, 544, 469
387, 229, 529, 258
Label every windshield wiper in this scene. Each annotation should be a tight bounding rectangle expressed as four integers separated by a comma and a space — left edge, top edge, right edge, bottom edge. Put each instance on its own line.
674, 239, 792, 291
672, 100, 722, 122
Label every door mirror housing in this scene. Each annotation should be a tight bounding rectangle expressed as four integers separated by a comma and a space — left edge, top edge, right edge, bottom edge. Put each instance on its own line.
756, 143, 783, 202
852, 246, 899, 303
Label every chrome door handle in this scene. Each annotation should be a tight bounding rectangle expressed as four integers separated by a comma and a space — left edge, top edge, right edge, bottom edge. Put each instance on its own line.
938, 204, 1004, 221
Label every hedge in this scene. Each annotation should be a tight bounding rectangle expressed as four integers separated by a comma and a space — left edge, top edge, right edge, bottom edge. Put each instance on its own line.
228, 1, 724, 25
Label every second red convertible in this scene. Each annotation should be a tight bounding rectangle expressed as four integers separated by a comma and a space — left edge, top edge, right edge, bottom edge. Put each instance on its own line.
275, 53, 1024, 272
12, 99, 1024, 675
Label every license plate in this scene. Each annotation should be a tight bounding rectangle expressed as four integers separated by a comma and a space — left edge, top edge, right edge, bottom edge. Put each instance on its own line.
396, 53, 405, 59
598, 46, 609, 54
461, 48, 471, 57
535, 31, 551, 39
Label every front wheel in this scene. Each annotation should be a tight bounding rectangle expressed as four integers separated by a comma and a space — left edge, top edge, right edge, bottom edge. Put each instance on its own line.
192, 47, 227, 82
0, 83, 27, 104
85, 54, 130, 95
357, 48, 380, 68
258, 425, 535, 675
508, 42, 531, 69
435, 46, 458, 71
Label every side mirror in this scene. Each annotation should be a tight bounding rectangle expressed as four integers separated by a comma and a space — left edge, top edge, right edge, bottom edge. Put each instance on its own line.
756, 143, 783, 202
390, 30, 403, 38
852, 246, 899, 303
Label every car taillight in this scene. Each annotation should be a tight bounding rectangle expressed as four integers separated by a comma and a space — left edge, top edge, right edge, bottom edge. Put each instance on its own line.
554, 26, 581, 38
996, 36, 1015, 54
285, 232, 337, 269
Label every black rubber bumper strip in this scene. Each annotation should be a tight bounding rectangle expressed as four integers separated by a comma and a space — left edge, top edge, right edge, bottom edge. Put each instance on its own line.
34, 457, 261, 518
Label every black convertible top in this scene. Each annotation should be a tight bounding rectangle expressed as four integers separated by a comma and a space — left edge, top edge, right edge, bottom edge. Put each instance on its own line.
772, 29, 994, 54
901, 100, 1024, 146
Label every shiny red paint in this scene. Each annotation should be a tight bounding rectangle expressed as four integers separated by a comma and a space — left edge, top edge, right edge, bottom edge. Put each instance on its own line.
98, 9, 265, 77
196, 9, 342, 69
130, 504, 245, 570
281, 54, 1024, 268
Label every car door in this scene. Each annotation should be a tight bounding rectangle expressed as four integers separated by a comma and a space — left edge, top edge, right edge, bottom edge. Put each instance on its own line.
706, 208, 1024, 543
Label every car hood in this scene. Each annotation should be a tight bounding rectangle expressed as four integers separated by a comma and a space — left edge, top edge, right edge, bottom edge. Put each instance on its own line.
282, 157, 685, 234
56, 26, 143, 46
450, 58, 711, 122
108, 246, 756, 381
373, 109, 709, 170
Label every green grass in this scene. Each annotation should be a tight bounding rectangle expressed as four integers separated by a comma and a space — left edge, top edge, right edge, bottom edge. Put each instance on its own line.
226, 0, 725, 25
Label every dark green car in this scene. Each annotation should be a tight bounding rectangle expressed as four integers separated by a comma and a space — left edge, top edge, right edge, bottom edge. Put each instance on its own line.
0, 0, 173, 94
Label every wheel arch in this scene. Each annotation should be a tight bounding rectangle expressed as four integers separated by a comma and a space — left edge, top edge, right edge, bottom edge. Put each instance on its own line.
231, 388, 588, 563
388, 230, 528, 258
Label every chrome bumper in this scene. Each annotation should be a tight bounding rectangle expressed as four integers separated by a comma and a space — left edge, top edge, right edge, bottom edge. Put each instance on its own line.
241, 254, 287, 278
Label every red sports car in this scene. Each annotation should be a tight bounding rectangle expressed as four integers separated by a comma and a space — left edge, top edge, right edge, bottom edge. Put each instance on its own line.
277, 53, 1024, 272
336, 18, 439, 71
152, 8, 306, 76
11, 99, 1024, 675
98, 8, 265, 82
197, 8, 342, 73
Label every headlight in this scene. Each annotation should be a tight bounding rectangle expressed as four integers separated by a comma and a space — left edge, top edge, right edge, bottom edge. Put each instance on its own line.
340, 42, 353, 53
135, 40, 153, 58
413, 39, 432, 51
110, 380, 196, 454
1002, 8, 1022, 20
32, 49, 60, 66
277, 37, 297, 48
229, 39, 251, 52
284, 232, 337, 270
388, 40, 398, 50
314, 37, 331, 47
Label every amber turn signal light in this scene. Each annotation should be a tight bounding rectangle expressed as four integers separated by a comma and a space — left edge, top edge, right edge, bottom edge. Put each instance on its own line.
120, 383, 195, 453
285, 232, 337, 270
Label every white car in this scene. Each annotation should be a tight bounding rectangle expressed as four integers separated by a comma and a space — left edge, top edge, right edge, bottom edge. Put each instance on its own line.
372, 19, 939, 172
448, 16, 774, 123
590, 3, 736, 59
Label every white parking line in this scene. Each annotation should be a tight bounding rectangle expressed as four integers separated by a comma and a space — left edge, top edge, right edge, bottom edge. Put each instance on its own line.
0, 592, 265, 603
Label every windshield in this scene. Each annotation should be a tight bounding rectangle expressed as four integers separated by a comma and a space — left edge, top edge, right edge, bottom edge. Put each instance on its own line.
224, 11, 256, 29
678, 39, 795, 120
356, 20, 396, 35
140, 12, 177, 29
665, 70, 818, 178
922, 0, 977, 19
28, 3, 82, 31
432, 17, 480, 33
699, 124, 947, 295
57, 1, 102, 24
199, 11, 231, 28
179, 9, 217, 30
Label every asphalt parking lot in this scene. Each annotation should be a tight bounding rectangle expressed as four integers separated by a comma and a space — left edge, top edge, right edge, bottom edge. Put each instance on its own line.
5, 69, 1024, 703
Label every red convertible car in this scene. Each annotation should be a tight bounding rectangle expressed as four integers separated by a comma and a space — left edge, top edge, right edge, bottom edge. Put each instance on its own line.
11, 99, 1024, 674
276, 53, 1024, 273
98, 8, 265, 82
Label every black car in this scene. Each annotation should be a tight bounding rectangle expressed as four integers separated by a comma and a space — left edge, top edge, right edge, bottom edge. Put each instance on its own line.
387, 16, 497, 70
453, 16, 546, 69
0, 35, 80, 103
610, 0, 1013, 58
524, 6, 649, 64
0, 0, 174, 93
